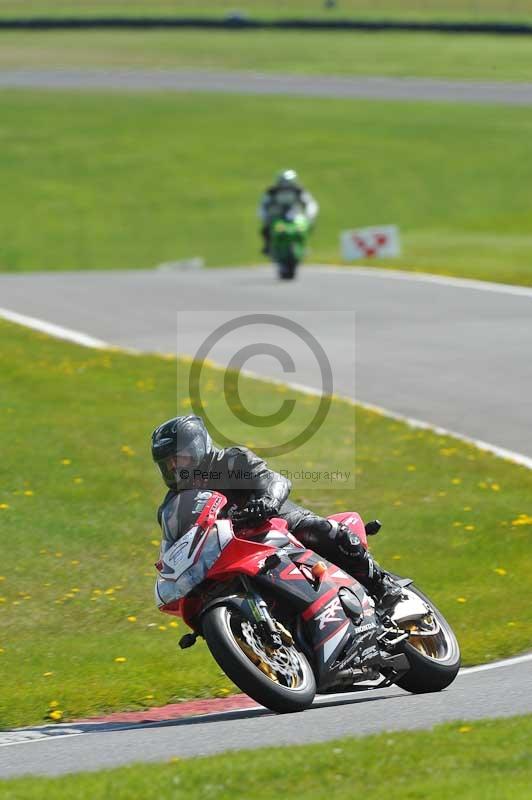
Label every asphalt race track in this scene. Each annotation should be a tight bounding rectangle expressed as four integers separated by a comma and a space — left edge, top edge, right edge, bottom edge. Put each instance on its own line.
1, 659, 531, 778
1, 265, 531, 776
1, 69, 532, 105
1, 265, 531, 459
2, 264, 531, 776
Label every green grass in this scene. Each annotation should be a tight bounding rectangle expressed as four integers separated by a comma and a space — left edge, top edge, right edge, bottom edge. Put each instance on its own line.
2, 28, 532, 82
1, 1, 531, 23
2, 90, 532, 285
1, 716, 531, 799
1, 319, 531, 728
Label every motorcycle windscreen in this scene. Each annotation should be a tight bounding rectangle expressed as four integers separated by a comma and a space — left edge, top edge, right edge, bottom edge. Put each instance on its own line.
160, 524, 232, 600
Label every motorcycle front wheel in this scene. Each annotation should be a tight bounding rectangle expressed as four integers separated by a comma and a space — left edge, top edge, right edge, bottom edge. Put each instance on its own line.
203, 604, 316, 713
278, 258, 298, 280
394, 584, 461, 694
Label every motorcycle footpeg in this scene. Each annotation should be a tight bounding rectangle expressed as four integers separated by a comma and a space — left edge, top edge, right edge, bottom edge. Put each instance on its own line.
179, 633, 198, 650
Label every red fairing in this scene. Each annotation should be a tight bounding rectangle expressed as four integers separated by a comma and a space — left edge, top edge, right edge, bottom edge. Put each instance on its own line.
328, 511, 368, 549
162, 596, 203, 629
196, 492, 227, 530
207, 536, 278, 582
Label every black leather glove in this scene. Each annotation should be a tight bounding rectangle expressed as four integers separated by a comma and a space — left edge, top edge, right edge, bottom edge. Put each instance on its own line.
336, 523, 366, 560
232, 499, 276, 526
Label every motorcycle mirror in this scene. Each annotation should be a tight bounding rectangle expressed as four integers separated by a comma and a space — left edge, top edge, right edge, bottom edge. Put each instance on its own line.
365, 520, 382, 536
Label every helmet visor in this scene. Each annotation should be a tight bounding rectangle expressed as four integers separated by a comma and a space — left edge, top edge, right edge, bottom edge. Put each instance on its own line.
156, 433, 209, 489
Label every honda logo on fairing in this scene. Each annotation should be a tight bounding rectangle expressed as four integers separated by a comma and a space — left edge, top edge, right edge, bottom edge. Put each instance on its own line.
316, 597, 343, 630
356, 622, 377, 634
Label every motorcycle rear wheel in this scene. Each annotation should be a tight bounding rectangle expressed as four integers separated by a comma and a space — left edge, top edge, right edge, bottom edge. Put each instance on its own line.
394, 585, 461, 694
203, 604, 316, 713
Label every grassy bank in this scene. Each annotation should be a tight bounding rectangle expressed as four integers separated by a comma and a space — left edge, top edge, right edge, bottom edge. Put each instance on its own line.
1, 716, 531, 798
0, 319, 531, 728
0, 1, 531, 23
2, 29, 532, 82
1, 90, 532, 285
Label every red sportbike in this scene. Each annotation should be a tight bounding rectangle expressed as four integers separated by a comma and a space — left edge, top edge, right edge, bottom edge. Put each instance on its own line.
157, 491, 460, 713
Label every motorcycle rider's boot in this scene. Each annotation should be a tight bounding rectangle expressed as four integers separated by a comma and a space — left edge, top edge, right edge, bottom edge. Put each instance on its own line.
333, 522, 403, 610
366, 567, 404, 610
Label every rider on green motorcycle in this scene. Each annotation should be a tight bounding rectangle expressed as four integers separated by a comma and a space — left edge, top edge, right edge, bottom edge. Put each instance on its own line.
258, 169, 319, 255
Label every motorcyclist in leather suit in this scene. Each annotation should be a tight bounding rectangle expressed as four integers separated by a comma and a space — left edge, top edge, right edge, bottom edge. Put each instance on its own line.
258, 169, 319, 255
152, 415, 402, 610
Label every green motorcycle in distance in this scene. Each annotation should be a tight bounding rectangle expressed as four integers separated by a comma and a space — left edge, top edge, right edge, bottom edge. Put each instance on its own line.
268, 211, 311, 280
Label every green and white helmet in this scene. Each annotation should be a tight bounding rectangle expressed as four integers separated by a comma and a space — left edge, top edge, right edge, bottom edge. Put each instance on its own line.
276, 169, 299, 188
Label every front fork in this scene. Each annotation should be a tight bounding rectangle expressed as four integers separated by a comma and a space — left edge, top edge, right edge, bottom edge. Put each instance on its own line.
241, 575, 283, 649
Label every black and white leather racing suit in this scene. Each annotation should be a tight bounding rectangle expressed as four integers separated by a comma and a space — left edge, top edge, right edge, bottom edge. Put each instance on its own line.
155, 446, 373, 609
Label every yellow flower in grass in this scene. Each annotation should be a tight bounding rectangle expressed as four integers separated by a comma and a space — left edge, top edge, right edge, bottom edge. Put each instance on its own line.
464, 525, 475, 531
511, 514, 532, 526
215, 688, 231, 698
60, 459, 71, 465
114, 657, 127, 663
458, 726, 472, 734
406, 465, 416, 472
440, 448, 457, 457
49, 700, 60, 709
43, 672, 53, 677
494, 567, 507, 576
24, 490, 34, 497
120, 445, 135, 457
451, 478, 461, 485
127, 616, 137, 623
456, 597, 467, 604
73, 477, 83, 485
49, 710, 63, 722
0, 504, 9, 510
169, 621, 178, 628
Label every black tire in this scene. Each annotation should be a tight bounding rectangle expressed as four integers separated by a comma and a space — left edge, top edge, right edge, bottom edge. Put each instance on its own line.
394, 584, 461, 694
202, 605, 316, 713
278, 260, 297, 280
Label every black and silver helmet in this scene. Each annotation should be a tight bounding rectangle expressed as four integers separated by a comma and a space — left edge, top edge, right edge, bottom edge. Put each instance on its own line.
151, 415, 213, 490
275, 169, 299, 188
